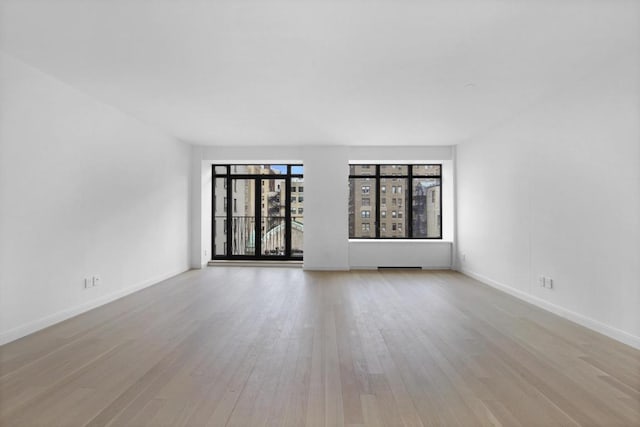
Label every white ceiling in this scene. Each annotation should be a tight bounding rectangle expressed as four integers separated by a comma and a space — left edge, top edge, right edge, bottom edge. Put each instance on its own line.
0, 0, 637, 146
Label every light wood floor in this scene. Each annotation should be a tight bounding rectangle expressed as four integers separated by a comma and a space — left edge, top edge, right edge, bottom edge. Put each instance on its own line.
1, 268, 638, 426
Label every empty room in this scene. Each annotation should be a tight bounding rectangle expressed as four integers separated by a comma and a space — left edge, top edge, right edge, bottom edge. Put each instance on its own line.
1, 0, 639, 426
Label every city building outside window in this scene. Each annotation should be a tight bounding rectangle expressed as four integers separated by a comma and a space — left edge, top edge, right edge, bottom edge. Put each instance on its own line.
348, 164, 442, 239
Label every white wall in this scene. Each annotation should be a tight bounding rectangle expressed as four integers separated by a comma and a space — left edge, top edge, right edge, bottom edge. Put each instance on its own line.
191, 145, 454, 270
456, 46, 640, 348
0, 53, 191, 344
349, 241, 451, 270
190, 146, 213, 269
303, 146, 350, 269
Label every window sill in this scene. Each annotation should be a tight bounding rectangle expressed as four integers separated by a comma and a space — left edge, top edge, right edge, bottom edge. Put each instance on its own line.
349, 239, 452, 243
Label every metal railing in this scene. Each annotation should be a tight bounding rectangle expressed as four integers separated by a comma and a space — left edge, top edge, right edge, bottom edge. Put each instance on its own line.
214, 216, 304, 257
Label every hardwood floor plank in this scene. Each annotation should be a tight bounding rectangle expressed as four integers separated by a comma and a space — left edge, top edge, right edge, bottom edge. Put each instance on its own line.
0, 268, 638, 426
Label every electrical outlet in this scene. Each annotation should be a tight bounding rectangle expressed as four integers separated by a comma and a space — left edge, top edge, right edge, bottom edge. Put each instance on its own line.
92, 275, 101, 286
84, 278, 91, 289
539, 276, 554, 289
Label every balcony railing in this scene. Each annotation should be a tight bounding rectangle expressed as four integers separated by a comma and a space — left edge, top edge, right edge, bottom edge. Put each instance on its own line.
215, 216, 304, 257
231, 216, 256, 255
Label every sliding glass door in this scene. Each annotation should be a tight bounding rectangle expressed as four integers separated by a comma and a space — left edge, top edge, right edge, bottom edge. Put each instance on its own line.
212, 165, 303, 260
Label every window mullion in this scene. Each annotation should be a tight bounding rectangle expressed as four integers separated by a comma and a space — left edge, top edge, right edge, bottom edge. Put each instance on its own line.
375, 165, 381, 238
226, 167, 232, 255
407, 168, 413, 239
284, 166, 292, 257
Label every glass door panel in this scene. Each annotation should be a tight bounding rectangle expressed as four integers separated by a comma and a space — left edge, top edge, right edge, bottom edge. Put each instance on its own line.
261, 178, 286, 256
213, 177, 227, 256
290, 177, 304, 257
230, 179, 256, 256
261, 217, 286, 256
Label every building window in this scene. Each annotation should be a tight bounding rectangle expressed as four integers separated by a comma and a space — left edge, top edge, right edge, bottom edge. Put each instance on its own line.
348, 164, 442, 239
362, 223, 370, 232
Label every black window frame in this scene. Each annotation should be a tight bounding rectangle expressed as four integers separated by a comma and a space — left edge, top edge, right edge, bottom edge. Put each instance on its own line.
212, 164, 304, 260
349, 163, 443, 239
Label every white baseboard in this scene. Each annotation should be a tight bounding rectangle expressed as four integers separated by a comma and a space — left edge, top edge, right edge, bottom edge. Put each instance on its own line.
0, 267, 189, 346
303, 266, 349, 271
349, 266, 452, 270
459, 267, 640, 350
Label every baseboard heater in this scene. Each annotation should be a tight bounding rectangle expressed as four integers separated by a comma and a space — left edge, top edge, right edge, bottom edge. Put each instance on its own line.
377, 266, 422, 270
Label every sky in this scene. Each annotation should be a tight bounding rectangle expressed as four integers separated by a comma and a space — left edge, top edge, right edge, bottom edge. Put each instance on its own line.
270, 165, 303, 175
